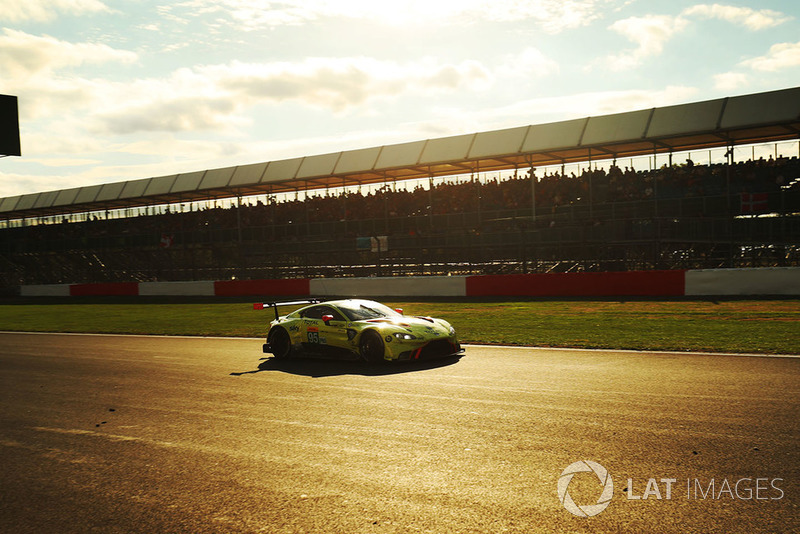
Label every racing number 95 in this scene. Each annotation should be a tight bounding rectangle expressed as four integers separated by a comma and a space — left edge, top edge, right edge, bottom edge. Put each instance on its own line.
307, 332, 320, 344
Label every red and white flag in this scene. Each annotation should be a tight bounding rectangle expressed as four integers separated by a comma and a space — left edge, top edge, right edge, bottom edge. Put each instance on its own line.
740, 193, 768, 213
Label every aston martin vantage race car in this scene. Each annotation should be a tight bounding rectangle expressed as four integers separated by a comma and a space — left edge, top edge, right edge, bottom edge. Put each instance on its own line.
254, 298, 464, 362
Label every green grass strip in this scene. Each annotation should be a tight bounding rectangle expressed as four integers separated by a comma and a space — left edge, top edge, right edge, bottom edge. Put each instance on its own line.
0, 298, 797, 355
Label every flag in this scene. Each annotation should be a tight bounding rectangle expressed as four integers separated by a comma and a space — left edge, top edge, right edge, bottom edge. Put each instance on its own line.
740, 193, 768, 213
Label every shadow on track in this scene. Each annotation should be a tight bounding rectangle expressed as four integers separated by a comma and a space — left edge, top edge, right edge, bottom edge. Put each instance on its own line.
230, 355, 463, 378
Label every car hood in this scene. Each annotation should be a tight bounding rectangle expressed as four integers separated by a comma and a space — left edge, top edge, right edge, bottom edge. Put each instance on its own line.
360, 316, 451, 335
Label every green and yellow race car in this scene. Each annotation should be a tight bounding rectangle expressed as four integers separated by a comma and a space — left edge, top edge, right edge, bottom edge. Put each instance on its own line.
254, 298, 464, 362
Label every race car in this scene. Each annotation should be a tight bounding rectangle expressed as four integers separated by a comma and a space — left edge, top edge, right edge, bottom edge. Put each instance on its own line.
254, 298, 464, 362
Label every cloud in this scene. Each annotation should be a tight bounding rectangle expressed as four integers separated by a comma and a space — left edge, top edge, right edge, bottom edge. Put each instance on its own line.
215, 57, 491, 110
598, 4, 792, 71
83, 55, 493, 135
92, 94, 242, 135
2, 25, 495, 138
498, 47, 560, 78
0, 171, 76, 198
716, 40, 800, 88
604, 14, 689, 70
173, 0, 613, 33
0, 29, 138, 120
741, 40, 800, 72
682, 4, 791, 31
1, 0, 110, 23
0, 29, 137, 80
86, 67, 243, 135
713, 72, 749, 91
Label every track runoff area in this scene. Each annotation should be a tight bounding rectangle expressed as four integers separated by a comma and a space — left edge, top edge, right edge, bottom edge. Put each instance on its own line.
2, 310, 799, 533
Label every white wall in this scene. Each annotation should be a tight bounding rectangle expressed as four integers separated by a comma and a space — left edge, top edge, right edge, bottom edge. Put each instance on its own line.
685, 267, 800, 296
138, 281, 215, 296
20, 284, 71, 297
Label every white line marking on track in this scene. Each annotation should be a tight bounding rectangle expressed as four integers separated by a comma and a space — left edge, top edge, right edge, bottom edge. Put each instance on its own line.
0, 330, 263, 341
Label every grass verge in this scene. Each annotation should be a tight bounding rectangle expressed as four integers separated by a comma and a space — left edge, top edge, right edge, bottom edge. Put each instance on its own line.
0, 298, 797, 355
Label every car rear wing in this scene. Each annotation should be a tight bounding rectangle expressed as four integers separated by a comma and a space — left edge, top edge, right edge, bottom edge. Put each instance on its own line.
253, 298, 323, 321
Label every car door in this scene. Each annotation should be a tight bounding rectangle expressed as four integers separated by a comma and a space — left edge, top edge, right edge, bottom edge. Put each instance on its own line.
300, 305, 349, 354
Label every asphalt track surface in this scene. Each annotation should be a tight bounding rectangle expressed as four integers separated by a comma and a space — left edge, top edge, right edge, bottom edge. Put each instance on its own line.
1, 333, 798, 533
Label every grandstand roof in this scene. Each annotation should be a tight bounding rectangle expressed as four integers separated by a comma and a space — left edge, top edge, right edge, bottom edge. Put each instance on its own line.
2, 86, 799, 220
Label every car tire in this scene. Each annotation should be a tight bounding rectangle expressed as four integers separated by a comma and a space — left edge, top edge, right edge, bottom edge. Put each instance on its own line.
269, 327, 292, 359
359, 330, 385, 363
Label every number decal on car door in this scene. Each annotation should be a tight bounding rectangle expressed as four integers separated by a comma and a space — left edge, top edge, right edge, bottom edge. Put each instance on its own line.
307, 326, 320, 344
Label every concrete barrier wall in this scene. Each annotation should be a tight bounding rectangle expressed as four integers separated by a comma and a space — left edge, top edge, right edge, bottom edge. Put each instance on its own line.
466, 270, 685, 297
215, 279, 310, 297
20, 284, 72, 297
139, 281, 215, 296
685, 267, 800, 296
70, 282, 139, 296
16, 267, 800, 298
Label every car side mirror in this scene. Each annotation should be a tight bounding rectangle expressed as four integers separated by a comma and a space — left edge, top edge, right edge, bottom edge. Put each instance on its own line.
322, 314, 334, 325
394, 308, 404, 315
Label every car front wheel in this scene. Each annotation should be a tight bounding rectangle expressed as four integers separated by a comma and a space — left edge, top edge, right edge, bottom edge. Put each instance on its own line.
359, 330, 385, 363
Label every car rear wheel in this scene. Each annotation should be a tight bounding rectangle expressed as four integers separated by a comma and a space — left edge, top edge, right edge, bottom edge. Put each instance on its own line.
269, 327, 292, 359
359, 330, 385, 363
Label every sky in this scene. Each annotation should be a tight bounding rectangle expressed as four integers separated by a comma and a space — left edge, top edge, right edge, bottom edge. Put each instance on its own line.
1, 0, 799, 198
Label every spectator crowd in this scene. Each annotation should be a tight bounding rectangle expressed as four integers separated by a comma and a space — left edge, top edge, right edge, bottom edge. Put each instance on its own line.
3, 154, 799, 248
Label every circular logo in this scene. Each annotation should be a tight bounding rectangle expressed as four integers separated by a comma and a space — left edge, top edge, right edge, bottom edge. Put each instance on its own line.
557, 460, 614, 517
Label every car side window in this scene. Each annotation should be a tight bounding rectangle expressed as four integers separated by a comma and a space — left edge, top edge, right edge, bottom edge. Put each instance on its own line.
321, 306, 345, 322
300, 306, 323, 319
302, 305, 345, 322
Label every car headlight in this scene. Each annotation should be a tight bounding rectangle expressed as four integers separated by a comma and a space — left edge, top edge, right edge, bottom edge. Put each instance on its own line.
449, 326, 456, 336
393, 332, 417, 341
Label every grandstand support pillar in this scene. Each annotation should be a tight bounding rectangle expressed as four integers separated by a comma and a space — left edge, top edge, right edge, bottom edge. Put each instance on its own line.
475, 162, 482, 230
340, 178, 347, 235
780, 180, 787, 266
653, 144, 659, 219
375, 233, 383, 278
520, 224, 528, 274
588, 148, 594, 221
725, 143, 734, 268
428, 172, 434, 231
528, 158, 536, 224
235, 192, 243, 282
236, 192, 242, 244
382, 173, 389, 234
527, 158, 538, 274
651, 143, 662, 269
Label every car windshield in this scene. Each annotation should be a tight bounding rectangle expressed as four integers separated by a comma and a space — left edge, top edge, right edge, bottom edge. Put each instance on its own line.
337, 300, 400, 321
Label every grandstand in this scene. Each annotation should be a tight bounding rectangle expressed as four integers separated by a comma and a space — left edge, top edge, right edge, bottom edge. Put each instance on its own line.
1, 87, 799, 288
